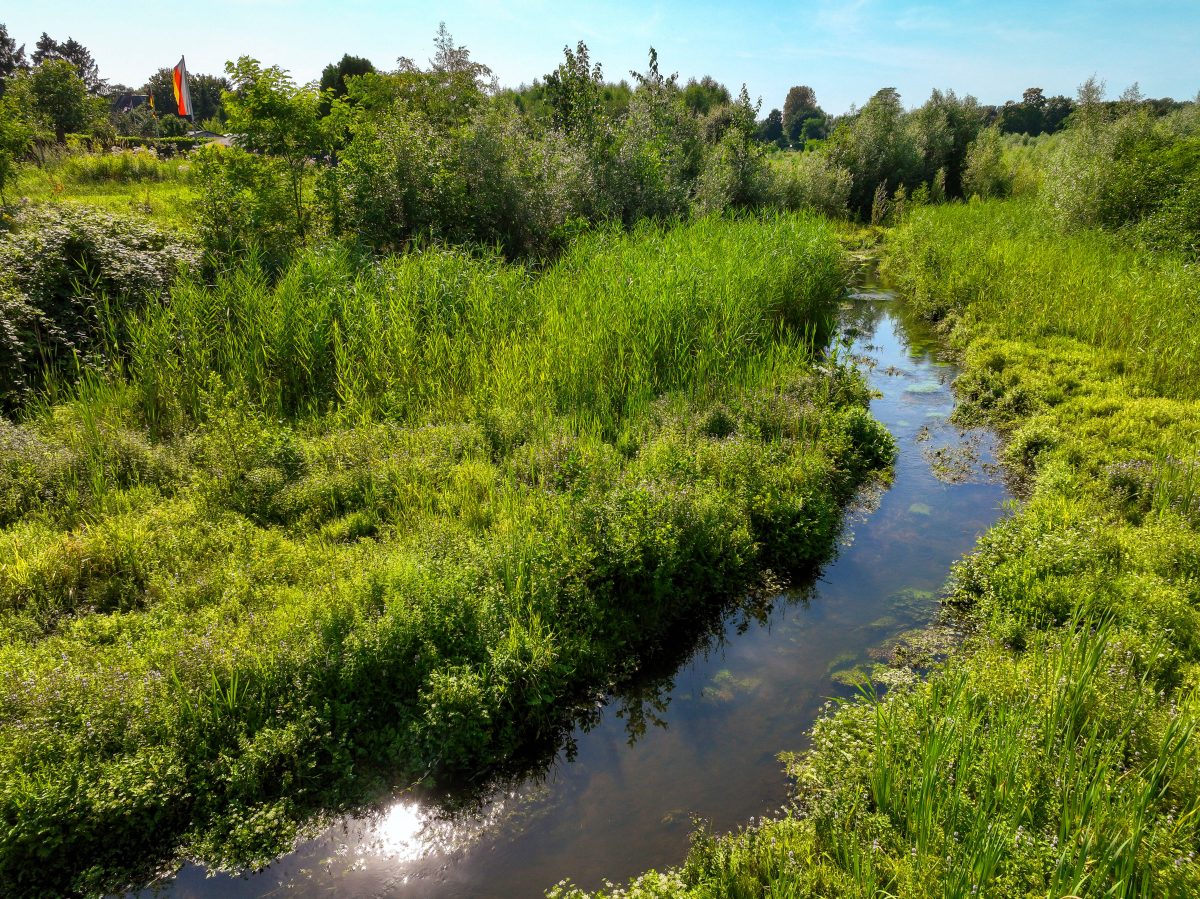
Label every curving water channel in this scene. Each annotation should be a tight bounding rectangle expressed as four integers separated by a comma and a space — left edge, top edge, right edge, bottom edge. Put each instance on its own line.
133, 274, 1012, 899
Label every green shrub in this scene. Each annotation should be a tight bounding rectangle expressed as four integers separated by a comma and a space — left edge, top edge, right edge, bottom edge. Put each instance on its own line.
769, 151, 852, 218
0, 205, 198, 408
192, 144, 301, 275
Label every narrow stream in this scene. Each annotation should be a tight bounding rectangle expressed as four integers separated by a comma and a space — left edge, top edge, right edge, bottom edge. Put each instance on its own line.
136, 275, 1012, 898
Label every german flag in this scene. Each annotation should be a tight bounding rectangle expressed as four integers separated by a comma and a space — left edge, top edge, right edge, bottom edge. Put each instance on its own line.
172, 56, 193, 118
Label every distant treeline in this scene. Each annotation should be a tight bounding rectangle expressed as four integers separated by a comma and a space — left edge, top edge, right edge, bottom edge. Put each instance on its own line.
1, 21, 1196, 264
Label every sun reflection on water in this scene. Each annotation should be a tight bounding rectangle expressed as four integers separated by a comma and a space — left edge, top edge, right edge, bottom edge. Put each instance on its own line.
370, 802, 428, 862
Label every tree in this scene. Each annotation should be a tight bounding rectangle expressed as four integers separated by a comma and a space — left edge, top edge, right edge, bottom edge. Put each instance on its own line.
543, 41, 605, 136
222, 57, 325, 234
28, 58, 92, 142
1043, 95, 1075, 133
144, 69, 174, 116
372, 25, 494, 127
1074, 76, 1107, 136
755, 108, 784, 147
58, 38, 103, 93
682, 75, 730, 115
827, 87, 920, 217
145, 69, 229, 122
628, 46, 677, 92
908, 88, 983, 197
782, 84, 822, 145
112, 104, 158, 138
158, 113, 186, 137
0, 24, 27, 97
0, 80, 34, 201
31, 33, 56, 66
1022, 87, 1047, 109
319, 54, 374, 114
962, 125, 1010, 198
30, 33, 103, 93
191, 73, 230, 123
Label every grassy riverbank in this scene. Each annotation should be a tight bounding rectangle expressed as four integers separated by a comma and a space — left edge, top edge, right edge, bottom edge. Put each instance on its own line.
555, 200, 1200, 897
0, 213, 895, 897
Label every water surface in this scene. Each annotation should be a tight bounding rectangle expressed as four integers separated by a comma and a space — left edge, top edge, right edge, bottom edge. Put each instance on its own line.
138, 281, 1010, 898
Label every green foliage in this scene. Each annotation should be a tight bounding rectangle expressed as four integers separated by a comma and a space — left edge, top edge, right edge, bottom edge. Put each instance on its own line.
543, 41, 606, 136
0, 204, 198, 408
0, 216, 895, 896
782, 85, 824, 148
52, 147, 190, 184
828, 87, 920, 217
770, 150, 852, 218
0, 23, 26, 97
682, 75, 731, 116
0, 84, 34, 201
996, 87, 1075, 136
962, 125, 1012, 199
907, 88, 983, 198
221, 57, 326, 236
157, 112, 187, 137
755, 107, 785, 147
321, 39, 772, 258
26, 58, 96, 143
30, 33, 102, 94
318, 53, 374, 115
1041, 101, 1200, 256
144, 68, 229, 122
691, 88, 768, 214
191, 144, 299, 275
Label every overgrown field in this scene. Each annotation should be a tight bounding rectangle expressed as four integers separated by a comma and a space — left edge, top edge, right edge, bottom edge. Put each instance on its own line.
10, 150, 195, 224
556, 201, 1200, 898
0, 213, 895, 896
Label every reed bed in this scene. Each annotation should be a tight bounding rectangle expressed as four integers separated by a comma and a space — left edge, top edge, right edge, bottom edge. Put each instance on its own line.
883, 198, 1200, 400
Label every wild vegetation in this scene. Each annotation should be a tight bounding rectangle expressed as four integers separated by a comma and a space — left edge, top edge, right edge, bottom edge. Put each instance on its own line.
1, 15, 1199, 899
555, 100, 1200, 899
0, 211, 898, 896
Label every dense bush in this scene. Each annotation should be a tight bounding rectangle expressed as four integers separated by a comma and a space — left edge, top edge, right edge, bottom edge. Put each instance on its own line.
194, 46, 776, 267
0, 206, 199, 408
961, 125, 1012, 198
770, 151, 853, 218
1042, 103, 1200, 255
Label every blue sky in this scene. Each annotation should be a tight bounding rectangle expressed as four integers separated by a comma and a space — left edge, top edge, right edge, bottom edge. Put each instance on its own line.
7, 1, 1198, 113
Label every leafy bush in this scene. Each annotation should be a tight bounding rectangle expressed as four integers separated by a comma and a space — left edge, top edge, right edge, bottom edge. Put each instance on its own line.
0, 205, 198, 408
770, 151, 852, 217
1042, 106, 1200, 256
192, 144, 299, 275
962, 125, 1012, 199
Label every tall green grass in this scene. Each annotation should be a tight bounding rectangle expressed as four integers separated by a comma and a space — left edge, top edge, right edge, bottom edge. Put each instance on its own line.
558, 200, 1200, 898
12, 151, 196, 224
119, 215, 843, 431
0, 214, 892, 897
883, 198, 1200, 399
